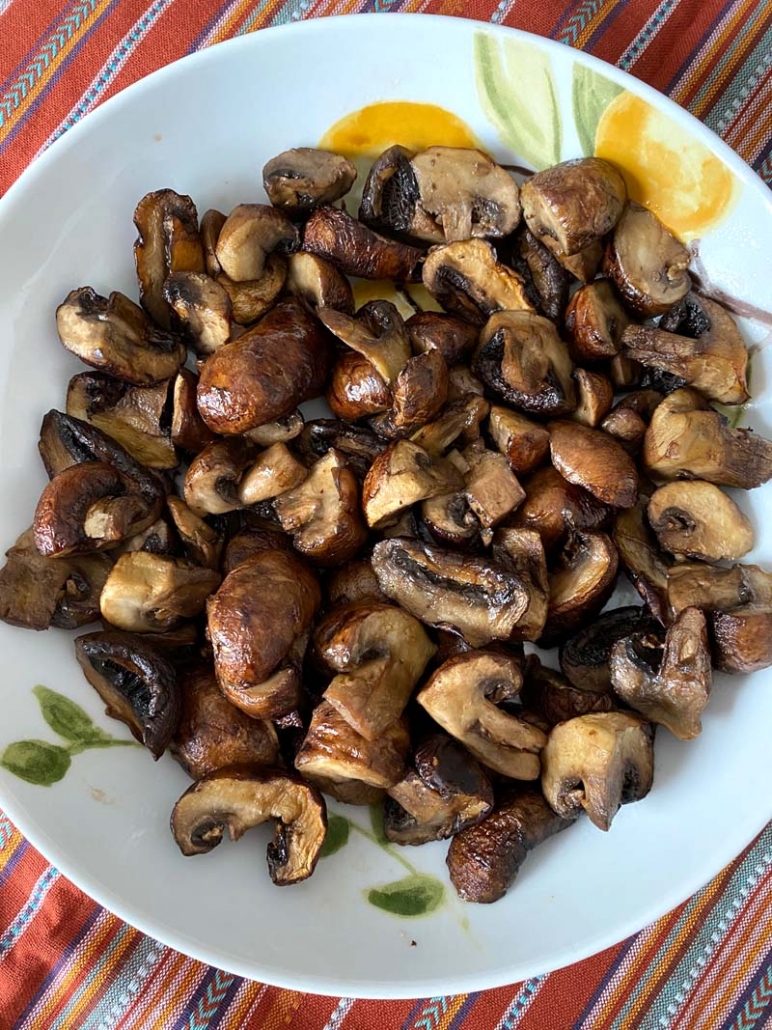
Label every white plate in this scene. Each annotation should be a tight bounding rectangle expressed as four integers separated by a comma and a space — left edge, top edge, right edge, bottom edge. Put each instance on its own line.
1, 14, 771, 999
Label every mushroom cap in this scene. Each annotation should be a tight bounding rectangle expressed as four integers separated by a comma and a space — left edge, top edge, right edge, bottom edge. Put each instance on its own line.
362, 440, 464, 529
513, 465, 611, 553
215, 204, 298, 282
296, 419, 385, 483
170, 766, 327, 886
522, 655, 615, 725
183, 437, 253, 517
541, 530, 619, 645
163, 271, 232, 356
285, 251, 355, 313
407, 311, 479, 366
302, 205, 422, 282
237, 442, 308, 505
422, 239, 534, 325
710, 604, 772, 673
217, 254, 288, 326
512, 227, 569, 323
560, 605, 660, 694
263, 148, 357, 215
327, 350, 391, 421
647, 480, 753, 562
564, 279, 629, 363
488, 406, 550, 476
549, 421, 639, 509
170, 369, 217, 453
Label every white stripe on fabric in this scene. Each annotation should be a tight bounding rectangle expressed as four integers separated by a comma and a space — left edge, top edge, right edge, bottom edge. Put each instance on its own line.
494, 976, 548, 1030
323, 997, 355, 1030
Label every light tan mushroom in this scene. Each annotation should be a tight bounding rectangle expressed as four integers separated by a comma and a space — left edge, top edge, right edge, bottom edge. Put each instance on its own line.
238, 443, 308, 505
99, 552, 219, 633
166, 496, 221, 569
422, 239, 534, 325
513, 465, 611, 553
263, 148, 357, 214
216, 255, 288, 325
647, 481, 753, 562
361, 440, 463, 529
163, 271, 232, 355
613, 497, 672, 623
183, 438, 253, 517
285, 251, 354, 313
215, 204, 298, 282
571, 369, 614, 428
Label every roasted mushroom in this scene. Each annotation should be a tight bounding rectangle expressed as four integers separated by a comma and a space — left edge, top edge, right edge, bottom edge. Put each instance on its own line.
200, 208, 225, 277
183, 438, 253, 517
446, 786, 575, 903
711, 604, 772, 674
549, 421, 639, 508
326, 559, 387, 608
56, 288, 186, 385
244, 410, 305, 448
522, 655, 614, 725
214, 204, 298, 282
560, 605, 660, 693
542, 531, 619, 644
474, 311, 575, 417
170, 369, 217, 453
384, 735, 493, 846
76, 630, 181, 757
221, 528, 293, 576
600, 390, 662, 455
492, 528, 550, 641
237, 443, 308, 505
165, 496, 221, 569
407, 311, 478, 366
303, 205, 422, 281
541, 711, 654, 830
571, 369, 614, 428
513, 465, 611, 552
296, 419, 385, 482
285, 251, 354, 313
410, 394, 490, 457
417, 651, 547, 779
321, 302, 411, 386
613, 497, 672, 623
647, 481, 753, 562
666, 561, 772, 618
216, 255, 288, 326
171, 767, 327, 886
162, 271, 232, 355
488, 405, 550, 476
512, 227, 569, 323
610, 606, 710, 739
423, 240, 534, 325
603, 202, 691, 316
263, 148, 357, 215
564, 279, 630, 362
361, 440, 463, 529
463, 446, 525, 532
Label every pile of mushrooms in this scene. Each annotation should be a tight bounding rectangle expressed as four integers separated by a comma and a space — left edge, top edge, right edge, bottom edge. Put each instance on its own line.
2, 142, 770, 901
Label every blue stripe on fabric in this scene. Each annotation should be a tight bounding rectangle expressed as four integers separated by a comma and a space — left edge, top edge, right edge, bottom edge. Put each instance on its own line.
0, 865, 60, 960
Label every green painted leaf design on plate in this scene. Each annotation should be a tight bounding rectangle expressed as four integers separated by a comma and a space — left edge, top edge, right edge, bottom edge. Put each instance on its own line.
1, 740, 71, 786
33, 685, 112, 748
474, 32, 562, 170
320, 814, 350, 858
572, 63, 623, 157
366, 874, 445, 918
369, 802, 388, 845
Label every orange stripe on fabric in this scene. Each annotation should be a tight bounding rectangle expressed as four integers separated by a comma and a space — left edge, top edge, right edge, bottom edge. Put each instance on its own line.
724, 66, 772, 161
688, 8, 772, 118
218, 980, 267, 1029
207, 0, 255, 46
520, 943, 624, 1030
113, 948, 181, 1030
244, 987, 305, 1029
0, 825, 25, 874
134, 954, 208, 1030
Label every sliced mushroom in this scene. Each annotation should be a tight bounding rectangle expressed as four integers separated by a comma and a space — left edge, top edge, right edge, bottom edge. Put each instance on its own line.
320, 302, 411, 385
410, 394, 490, 457
237, 443, 308, 505
522, 655, 614, 726
170, 369, 217, 453
418, 490, 477, 549
294, 700, 410, 797
474, 311, 575, 417
603, 202, 691, 316
564, 280, 629, 362
119, 516, 176, 556
162, 271, 232, 355
371, 538, 530, 646
56, 288, 186, 385
385, 735, 493, 846
183, 438, 253, 517
542, 531, 619, 644
447, 364, 485, 400
263, 148, 357, 215
613, 498, 672, 623
521, 158, 626, 256
549, 421, 639, 508
417, 651, 546, 779
464, 447, 525, 530
711, 604, 772, 673
560, 606, 660, 693
201, 209, 226, 278
296, 419, 385, 482
327, 351, 391, 422
207, 549, 320, 719
133, 189, 204, 329
600, 390, 662, 455
379, 349, 449, 436
572, 369, 614, 428
513, 465, 612, 552
610, 606, 710, 739
216, 255, 288, 326
361, 440, 463, 529
492, 528, 550, 641
643, 388, 772, 489
541, 711, 654, 831
66, 372, 176, 470
274, 449, 367, 566
488, 406, 550, 476
315, 602, 435, 740
166, 496, 221, 569
171, 767, 327, 886
244, 410, 305, 448
446, 786, 574, 903
555, 240, 604, 284
76, 630, 180, 758
647, 481, 753, 562
326, 559, 387, 608
512, 227, 569, 323
285, 251, 354, 313
99, 552, 219, 633
303, 205, 422, 281
667, 562, 772, 618
222, 528, 293, 576
608, 353, 643, 390
407, 311, 478, 366
197, 299, 333, 434
170, 666, 279, 780
214, 204, 298, 282
422, 239, 534, 325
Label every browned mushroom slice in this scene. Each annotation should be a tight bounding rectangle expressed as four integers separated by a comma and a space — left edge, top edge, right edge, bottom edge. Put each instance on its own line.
200, 209, 225, 278
549, 421, 639, 508
66, 373, 176, 470
296, 419, 385, 482
447, 365, 485, 400
512, 465, 611, 553
521, 158, 626, 256
554, 239, 604, 283
488, 405, 550, 476
603, 202, 691, 316
464, 447, 525, 530
474, 311, 575, 417
521, 655, 614, 725
384, 349, 449, 436
244, 410, 305, 448
221, 528, 293, 576
327, 351, 392, 422
170, 666, 278, 779
447, 786, 575, 903
711, 604, 772, 673
564, 279, 630, 363
274, 449, 367, 566
613, 498, 671, 623
162, 271, 232, 355
183, 438, 253, 517
295, 700, 410, 797
667, 562, 772, 620
621, 299, 748, 405
420, 491, 479, 549
56, 288, 186, 385
407, 311, 478, 365
610, 606, 710, 739
608, 353, 643, 390
371, 538, 530, 646
237, 443, 308, 505
99, 552, 220, 633
197, 299, 333, 435
165, 496, 221, 569
134, 189, 204, 329
285, 252, 354, 313
560, 606, 660, 693
303, 206, 422, 281
326, 559, 387, 608
119, 516, 175, 557
513, 228, 569, 323
542, 531, 619, 644
358, 144, 417, 231
167, 370, 214, 454
492, 528, 550, 641
215, 204, 298, 282
643, 388, 772, 488
321, 302, 411, 385
647, 481, 753, 562
422, 239, 534, 325
207, 549, 320, 719
410, 394, 490, 457
385, 735, 493, 846
76, 630, 180, 758
171, 767, 327, 885
572, 369, 614, 428
600, 390, 662, 455
263, 148, 357, 215
417, 651, 546, 779
361, 440, 463, 529
216, 255, 288, 326
541, 711, 654, 830
315, 602, 435, 740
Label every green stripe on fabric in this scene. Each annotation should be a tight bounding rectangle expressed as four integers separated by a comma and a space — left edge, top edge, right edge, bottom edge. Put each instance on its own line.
77, 937, 166, 1030
708, 40, 772, 137
45, 922, 134, 1030
687, 7, 772, 120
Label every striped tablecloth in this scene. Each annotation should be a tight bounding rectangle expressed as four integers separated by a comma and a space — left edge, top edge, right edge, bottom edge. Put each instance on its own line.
1, 2, 772, 1027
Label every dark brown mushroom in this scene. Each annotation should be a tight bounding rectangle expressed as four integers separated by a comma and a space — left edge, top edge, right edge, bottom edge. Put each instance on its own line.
603, 202, 691, 316
613, 497, 672, 623
76, 629, 180, 758
564, 279, 630, 363
295, 419, 385, 482
542, 530, 619, 644
419, 491, 479, 549
555, 240, 604, 284
447, 786, 575, 903
361, 440, 463, 529
492, 528, 550, 641
549, 421, 639, 508
170, 369, 217, 453
513, 465, 612, 552
710, 604, 772, 673
382, 349, 449, 436
488, 405, 550, 476
512, 227, 569, 323
327, 351, 392, 422
303, 205, 422, 281
407, 311, 478, 366
447, 364, 485, 400
600, 390, 662, 455
322, 301, 411, 385
166, 496, 221, 569
285, 251, 355, 313
221, 528, 293, 576
541, 711, 654, 830
410, 394, 490, 457
263, 148, 357, 215
474, 311, 576, 417
170, 766, 327, 886
56, 288, 186, 385
183, 438, 253, 517
385, 735, 494, 846
571, 369, 614, 428
560, 605, 660, 694
326, 559, 387, 608
422, 239, 534, 325
162, 271, 232, 356
647, 481, 753, 562
216, 255, 288, 326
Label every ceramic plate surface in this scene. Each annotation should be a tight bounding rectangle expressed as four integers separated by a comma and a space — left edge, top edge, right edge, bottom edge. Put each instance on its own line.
1, 13, 771, 999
